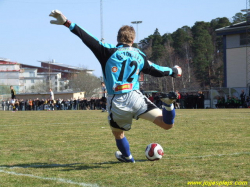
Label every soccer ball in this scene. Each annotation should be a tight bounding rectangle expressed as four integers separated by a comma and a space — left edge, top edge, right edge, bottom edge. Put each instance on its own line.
145, 143, 164, 161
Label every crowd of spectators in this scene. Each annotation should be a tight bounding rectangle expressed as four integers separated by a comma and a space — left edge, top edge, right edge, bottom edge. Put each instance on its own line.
215, 90, 250, 108
146, 90, 205, 109
1, 90, 249, 111
1, 97, 105, 111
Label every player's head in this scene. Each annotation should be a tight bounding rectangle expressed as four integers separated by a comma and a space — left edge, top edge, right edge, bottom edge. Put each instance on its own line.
117, 25, 135, 45
10, 86, 13, 89
101, 82, 105, 86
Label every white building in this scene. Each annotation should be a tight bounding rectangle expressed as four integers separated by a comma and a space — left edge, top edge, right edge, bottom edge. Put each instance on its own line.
1, 58, 94, 94
0, 59, 24, 93
216, 21, 250, 89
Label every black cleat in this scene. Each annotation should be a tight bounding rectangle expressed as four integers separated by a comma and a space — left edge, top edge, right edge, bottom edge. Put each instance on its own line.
159, 92, 178, 105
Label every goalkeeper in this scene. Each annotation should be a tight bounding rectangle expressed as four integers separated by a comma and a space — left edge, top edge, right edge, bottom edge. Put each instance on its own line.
49, 10, 182, 163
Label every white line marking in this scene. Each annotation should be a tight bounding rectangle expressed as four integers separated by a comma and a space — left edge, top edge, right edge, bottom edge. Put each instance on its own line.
166, 152, 250, 159
0, 169, 100, 187
183, 152, 250, 159
0, 122, 104, 127
0, 152, 248, 186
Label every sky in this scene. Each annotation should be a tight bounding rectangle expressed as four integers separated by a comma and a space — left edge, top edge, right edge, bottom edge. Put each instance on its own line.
0, 0, 247, 77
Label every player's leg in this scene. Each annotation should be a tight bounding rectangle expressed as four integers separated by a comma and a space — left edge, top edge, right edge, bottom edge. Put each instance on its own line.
139, 108, 174, 130
111, 127, 135, 163
139, 92, 177, 130
107, 94, 135, 163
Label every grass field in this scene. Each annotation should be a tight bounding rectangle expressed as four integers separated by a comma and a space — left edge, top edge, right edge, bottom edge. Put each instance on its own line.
0, 109, 249, 187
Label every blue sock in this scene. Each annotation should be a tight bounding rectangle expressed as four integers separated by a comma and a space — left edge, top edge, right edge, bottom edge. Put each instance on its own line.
116, 137, 135, 162
162, 103, 175, 124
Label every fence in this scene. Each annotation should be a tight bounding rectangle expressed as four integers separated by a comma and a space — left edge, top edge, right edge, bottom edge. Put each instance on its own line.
179, 87, 249, 108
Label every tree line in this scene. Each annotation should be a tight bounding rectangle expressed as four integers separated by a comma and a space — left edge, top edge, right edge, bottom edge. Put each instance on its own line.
137, 12, 246, 92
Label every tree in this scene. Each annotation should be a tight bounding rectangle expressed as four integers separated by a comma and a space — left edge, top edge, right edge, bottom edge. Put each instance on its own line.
171, 26, 194, 87
0, 85, 10, 95
25, 81, 47, 93
151, 29, 165, 61
210, 17, 231, 87
69, 72, 101, 97
192, 21, 214, 88
232, 12, 246, 24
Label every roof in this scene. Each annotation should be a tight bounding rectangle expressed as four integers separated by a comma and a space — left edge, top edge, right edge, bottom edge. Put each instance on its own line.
39, 60, 93, 71
16, 91, 85, 95
215, 21, 250, 35
0, 60, 19, 65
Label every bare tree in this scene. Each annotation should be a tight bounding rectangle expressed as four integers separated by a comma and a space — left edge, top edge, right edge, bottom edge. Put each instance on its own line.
69, 72, 101, 97
26, 81, 47, 93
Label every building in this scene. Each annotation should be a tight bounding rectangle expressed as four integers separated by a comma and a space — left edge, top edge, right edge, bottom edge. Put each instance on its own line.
16, 91, 85, 101
216, 21, 250, 89
20, 60, 94, 92
0, 58, 24, 93
0, 58, 95, 94
39, 60, 94, 79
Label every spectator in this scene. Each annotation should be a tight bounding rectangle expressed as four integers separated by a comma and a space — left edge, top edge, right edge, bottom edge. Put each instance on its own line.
240, 90, 246, 108
215, 96, 225, 108
246, 96, 250, 108
29, 99, 33, 110
2, 100, 6, 111
148, 95, 154, 103
14, 99, 19, 111
197, 91, 204, 109
175, 90, 181, 109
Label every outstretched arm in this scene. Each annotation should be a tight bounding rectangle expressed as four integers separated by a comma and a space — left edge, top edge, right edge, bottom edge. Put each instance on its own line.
49, 10, 115, 66
142, 60, 182, 78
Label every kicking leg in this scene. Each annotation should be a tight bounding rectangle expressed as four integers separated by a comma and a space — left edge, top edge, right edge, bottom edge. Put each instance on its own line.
139, 92, 177, 130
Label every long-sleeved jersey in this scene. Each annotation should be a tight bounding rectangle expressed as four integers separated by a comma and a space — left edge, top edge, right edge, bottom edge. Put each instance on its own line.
11, 89, 16, 99
68, 23, 173, 95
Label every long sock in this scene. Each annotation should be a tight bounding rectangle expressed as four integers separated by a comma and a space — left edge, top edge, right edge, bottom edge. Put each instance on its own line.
162, 103, 176, 124
116, 137, 134, 162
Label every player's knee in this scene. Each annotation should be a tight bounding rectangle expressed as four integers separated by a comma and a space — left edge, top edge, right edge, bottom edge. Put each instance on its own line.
163, 123, 174, 130
112, 130, 125, 139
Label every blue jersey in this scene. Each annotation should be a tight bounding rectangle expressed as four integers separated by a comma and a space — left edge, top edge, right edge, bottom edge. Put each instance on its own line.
68, 23, 173, 95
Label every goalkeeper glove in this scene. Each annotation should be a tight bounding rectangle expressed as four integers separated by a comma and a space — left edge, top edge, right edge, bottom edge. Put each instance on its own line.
171, 65, 182, 78
49, 10, 71, 27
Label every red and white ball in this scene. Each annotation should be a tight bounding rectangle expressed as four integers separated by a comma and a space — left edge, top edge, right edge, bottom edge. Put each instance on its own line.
145, 143, 164, 161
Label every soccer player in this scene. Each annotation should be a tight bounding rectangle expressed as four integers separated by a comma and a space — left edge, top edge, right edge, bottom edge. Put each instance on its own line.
49, 10, 182, 163
49, 88, 54, 111
100, 82, 107, 112
10, 86, 16, 111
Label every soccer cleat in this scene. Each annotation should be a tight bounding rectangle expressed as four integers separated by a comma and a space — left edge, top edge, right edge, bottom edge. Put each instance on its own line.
159, 91, 178, 105
171, 65, 182, 78
115, 151, 135, 163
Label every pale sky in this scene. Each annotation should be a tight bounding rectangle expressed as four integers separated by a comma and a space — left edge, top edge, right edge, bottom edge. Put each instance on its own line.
0, 0, 246, 77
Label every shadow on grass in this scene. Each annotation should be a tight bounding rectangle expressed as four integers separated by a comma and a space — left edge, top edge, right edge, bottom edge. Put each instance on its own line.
0, 162, 111, 171
0, 160, 149, 171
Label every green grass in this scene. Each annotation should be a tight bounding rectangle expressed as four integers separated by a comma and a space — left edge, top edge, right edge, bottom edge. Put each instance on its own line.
0, 109, 249, 187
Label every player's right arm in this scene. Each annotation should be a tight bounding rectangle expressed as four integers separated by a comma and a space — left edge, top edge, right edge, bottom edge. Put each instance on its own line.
49, 10, 115, 66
